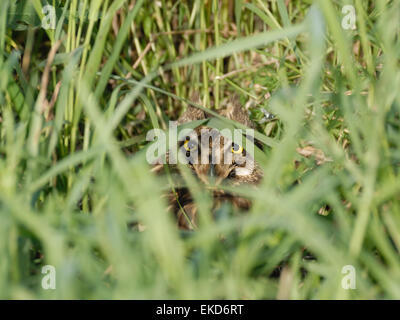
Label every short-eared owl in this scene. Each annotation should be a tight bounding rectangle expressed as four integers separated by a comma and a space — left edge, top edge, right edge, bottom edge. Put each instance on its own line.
153, 95, 263, 230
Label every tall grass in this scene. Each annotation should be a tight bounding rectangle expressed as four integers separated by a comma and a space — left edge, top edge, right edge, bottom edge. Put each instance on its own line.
0, 0, 399, 299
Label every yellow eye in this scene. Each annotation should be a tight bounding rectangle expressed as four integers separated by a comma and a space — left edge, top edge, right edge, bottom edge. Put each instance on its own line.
231, 143, 243, 154
183, 138, 197, 151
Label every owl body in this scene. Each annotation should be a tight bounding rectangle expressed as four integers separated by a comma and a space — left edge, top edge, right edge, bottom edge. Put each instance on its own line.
154, 96, 263, 230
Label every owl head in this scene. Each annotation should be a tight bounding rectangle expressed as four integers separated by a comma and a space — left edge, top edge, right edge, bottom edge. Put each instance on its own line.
153, 94, 263, 229
176, 97, 263, 188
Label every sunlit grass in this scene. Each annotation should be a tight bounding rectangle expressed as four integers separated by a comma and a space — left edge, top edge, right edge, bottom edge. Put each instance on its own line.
0, 0, 399, 299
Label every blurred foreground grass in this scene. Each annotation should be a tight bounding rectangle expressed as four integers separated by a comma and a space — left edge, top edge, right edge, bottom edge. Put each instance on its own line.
0, 0, 400, 299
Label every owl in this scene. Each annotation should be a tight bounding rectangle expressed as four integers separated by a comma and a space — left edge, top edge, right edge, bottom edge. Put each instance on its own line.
153, 95, 263, 230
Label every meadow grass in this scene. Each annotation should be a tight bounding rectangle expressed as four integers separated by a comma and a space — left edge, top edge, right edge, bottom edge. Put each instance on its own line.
0, 0, 399, 299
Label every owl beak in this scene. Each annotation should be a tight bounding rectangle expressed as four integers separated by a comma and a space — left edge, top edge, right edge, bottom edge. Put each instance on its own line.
208, 164, 232, 186
209, 164, 216, 178
207, 164, 219, 186
210, 165, 226, 187
206, 164, 216, 185
200, 164, 229, 187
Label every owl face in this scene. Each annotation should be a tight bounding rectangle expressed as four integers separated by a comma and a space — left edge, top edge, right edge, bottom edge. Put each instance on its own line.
159, 95, 263, 230
177, 126, 262, 187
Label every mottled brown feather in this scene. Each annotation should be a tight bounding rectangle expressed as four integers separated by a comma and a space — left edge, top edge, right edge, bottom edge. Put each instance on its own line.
157, 94, 263, 230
